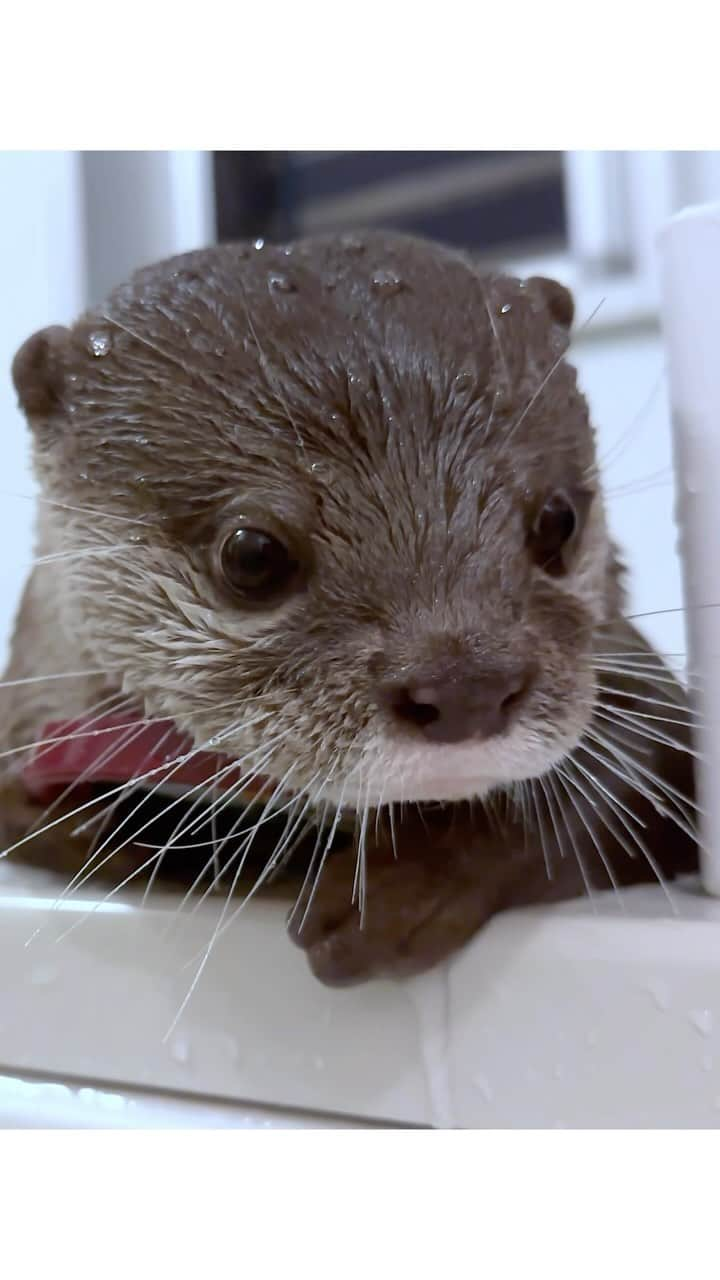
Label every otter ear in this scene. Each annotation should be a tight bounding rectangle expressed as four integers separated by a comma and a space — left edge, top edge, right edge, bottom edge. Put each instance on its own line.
12, 325, 71, 426
525, 276, 575, 331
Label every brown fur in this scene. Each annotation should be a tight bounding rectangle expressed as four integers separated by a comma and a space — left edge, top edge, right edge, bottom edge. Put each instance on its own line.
1, 231, 697, 985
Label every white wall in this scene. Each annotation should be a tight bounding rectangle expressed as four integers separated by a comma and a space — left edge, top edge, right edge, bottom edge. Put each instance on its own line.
0, 151, 87, 665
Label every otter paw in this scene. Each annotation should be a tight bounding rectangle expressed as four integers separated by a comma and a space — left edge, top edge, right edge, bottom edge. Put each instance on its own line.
287, 845, 490, 986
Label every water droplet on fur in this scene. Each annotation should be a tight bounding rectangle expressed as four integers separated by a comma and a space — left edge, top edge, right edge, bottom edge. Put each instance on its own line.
322, 275, 338, 291
341, 234, 365, 254
499, 302, 512, 315
253, 238, 265, 251
135, 434, 150, 446
78, 472, 89, 481
310, 461, 323, 473
454, 372, 473, 390
87, 330, 112, 358
472, 1072, 493, 1101
169, 1035, 191, 1065
189, 331, 216, 354
134, 474, 147, 486
370, 269, 404, 297
268, 272, 296, 294
690, 1008, 714, 1036
128, 532, 144, 545
280, 244, 294, 256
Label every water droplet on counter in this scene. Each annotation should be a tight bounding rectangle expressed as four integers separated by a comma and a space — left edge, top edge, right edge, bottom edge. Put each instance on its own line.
643, 978, 670, 1011
341, 234, 365, 254
690, 1008, 714, 1037
253, 238, 265, 251
499, 303, 512, 315
472, 1072, 493, 1102
30, 963, 58, 986
370, 269, 405, 297
268, 272, 297, 294
169, 1035, 191, 1065
87, 331, 112, 358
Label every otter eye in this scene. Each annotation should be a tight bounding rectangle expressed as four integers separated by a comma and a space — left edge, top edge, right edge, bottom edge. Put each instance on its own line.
219, 528, 299, 603
530, 492, 577, 575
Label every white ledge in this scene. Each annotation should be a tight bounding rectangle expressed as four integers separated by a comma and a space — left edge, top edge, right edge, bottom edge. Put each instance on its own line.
1, 862, 718, 1128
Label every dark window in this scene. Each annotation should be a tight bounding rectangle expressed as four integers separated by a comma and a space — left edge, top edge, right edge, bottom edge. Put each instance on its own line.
213, 151, 567, 261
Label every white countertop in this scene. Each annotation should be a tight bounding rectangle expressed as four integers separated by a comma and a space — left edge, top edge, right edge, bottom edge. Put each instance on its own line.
1, 860, 719, 1127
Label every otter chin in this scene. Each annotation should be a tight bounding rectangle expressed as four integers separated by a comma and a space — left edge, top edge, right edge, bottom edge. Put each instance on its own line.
1, 230, 698, 987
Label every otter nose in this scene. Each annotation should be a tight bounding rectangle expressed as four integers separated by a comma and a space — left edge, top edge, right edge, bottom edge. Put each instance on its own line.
377, 663, 534, 744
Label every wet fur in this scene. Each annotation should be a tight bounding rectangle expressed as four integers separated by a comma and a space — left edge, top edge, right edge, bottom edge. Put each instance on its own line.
1, 231, 698, 985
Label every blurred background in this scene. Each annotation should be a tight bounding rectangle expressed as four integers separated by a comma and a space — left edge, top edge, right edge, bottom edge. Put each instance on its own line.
3, 149, 720, 666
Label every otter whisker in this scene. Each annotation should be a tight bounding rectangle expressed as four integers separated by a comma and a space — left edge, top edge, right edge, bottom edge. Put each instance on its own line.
581, 728, 700, 848
593, 705, 700, 757
568, 751, 674, 901
624, 602, 720, 623
567, 751, 679, 912
68, 731, 276, 901
554, 764, 625, 904
0, 668, 110, 691
544, 772, 597, 908
290, 762, 362, 935
209, 774, 330, 950
507, 297, 605, 445
594, 686, 699, 718
596, 369, 664, 474
26, 717, 151, 849
588, 720, 700, 817
569, 753, 647, 834
388, 800, 398, 861
165, 779, 322, 1039
180, 760, 301, 920
31, 544, 136, 567
353, 775, 372, 927
0, 715, 147, 767
528, 778, 554, 881
1, 490, 154, 527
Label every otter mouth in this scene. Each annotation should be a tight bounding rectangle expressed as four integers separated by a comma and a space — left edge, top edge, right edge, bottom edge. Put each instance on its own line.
22, 713, 274, 808
19, 713, 353, 892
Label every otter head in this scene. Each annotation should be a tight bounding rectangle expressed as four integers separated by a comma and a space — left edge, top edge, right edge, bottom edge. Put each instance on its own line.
12, 231, 615, 809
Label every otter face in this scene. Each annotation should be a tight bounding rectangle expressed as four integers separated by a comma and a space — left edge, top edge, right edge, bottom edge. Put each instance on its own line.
13, 232, 613, 809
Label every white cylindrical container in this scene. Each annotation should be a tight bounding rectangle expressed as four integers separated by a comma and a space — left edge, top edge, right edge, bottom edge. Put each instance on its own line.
658, 204, 720, 895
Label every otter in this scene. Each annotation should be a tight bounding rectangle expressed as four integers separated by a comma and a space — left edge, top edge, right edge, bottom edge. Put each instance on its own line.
0, 231, 698, 986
